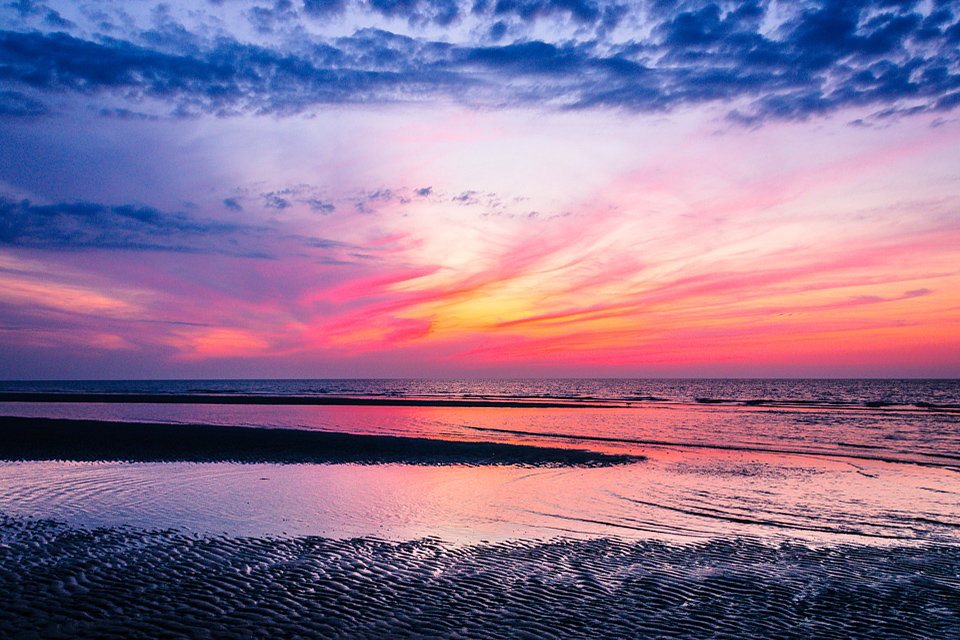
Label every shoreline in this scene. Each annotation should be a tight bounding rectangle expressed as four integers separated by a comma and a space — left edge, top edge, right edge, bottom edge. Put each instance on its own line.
0, 391, 616, 408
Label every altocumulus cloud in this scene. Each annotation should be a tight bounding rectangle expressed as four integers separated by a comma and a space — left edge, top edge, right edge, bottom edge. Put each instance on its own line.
0, 197, 258, 255
0, 196, 374, 263
0, 0, 958, 123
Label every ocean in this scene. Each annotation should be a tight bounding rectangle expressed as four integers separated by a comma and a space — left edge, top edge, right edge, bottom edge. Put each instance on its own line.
1, 379, 958, 638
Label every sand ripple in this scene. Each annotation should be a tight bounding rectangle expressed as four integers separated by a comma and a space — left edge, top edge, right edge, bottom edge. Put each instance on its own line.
2, 517, 959, 639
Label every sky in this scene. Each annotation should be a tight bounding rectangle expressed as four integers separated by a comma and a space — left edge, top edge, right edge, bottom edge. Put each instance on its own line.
1, 0, 959, 379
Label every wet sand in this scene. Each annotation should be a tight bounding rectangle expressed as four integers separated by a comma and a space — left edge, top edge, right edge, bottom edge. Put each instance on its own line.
2, 516, 958, 639
0, 416, 641, 467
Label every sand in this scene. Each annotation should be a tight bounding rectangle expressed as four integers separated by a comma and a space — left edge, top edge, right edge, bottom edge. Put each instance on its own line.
2, 516, 958, 639
0, 416, 641, 466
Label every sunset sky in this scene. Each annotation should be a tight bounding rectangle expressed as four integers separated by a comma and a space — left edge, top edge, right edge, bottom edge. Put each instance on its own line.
1, 0, 959, 378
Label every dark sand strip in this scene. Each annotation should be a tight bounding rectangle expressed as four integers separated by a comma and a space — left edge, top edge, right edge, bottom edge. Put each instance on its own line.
2, 517, 959, 640
0, 416, 641, 467
0, 391, 615, 408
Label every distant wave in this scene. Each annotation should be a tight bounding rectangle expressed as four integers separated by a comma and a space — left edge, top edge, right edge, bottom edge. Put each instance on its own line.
0, 417, 642, 467
695, 397, 960, 412
464, 425, 960, 470
2, 517, 958, 640
2, 390, 958, 413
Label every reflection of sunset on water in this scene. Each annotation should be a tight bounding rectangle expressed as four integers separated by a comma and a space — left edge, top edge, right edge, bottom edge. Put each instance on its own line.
2, 446, 957, 545
3, 397, 957, 467
2, 388, 958, 545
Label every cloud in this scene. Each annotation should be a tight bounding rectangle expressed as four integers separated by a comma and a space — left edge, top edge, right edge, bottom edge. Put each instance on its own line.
248, 1, 299, 35
0, 1, 958, 123
3, 0, 73, 27
265, 194, 292, 209
307, 198, 335, 213
469, 0, 629, 31
488, 0, 603, 25
303, 0, 348, 18
0, 196, 253, 253
488, 19, 507, 40
367, 0, 461, 27
367, 188, 394, 202
97, 107, 160, 120
0, 192, 388, 269
0, 89, 46, 116
452, 190, 479, 204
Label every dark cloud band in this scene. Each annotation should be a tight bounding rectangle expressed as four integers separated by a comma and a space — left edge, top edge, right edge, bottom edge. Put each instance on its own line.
0, 1, 958, 123
0, 197, 247, 253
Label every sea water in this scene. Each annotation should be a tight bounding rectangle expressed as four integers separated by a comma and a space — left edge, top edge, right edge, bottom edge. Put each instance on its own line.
0, 379, 958, 542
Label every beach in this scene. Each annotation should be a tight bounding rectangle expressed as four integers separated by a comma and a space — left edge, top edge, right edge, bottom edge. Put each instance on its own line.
4, 516, 959, 639
1, 380, 959, 637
